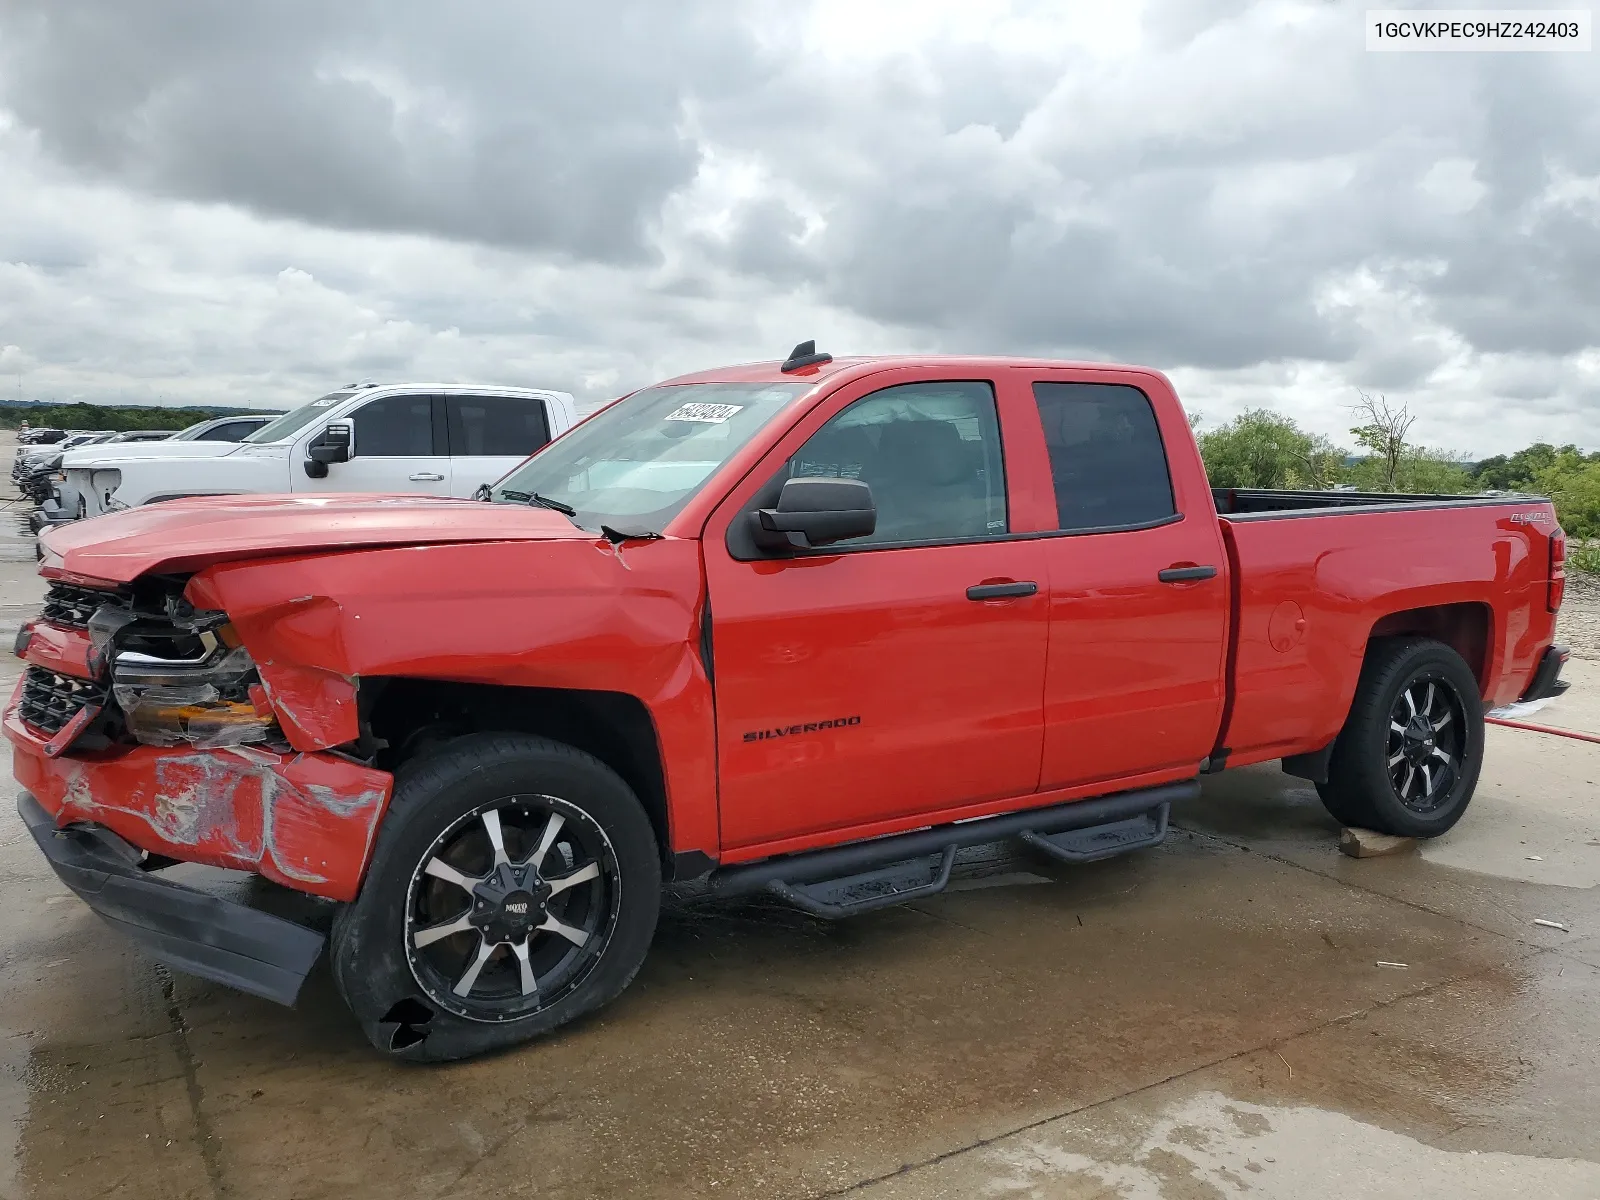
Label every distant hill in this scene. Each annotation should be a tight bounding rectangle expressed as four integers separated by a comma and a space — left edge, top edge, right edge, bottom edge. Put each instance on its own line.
0, 398, 281, 432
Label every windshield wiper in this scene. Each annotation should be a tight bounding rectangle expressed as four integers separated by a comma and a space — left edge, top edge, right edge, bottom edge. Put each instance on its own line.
501, 489, 577, 517
601, 526, 662, 545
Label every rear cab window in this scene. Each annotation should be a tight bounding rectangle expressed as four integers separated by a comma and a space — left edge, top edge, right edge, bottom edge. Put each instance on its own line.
1031, 382, 1176, 531
447, 394, 550, 456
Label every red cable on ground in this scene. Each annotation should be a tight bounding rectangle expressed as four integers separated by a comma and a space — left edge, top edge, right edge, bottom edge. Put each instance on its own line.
1486, 717, 1600, 745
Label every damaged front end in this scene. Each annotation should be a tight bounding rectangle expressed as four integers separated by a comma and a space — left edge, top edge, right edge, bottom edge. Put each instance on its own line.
9, 574, 393, 1005
104, 607, 276, 750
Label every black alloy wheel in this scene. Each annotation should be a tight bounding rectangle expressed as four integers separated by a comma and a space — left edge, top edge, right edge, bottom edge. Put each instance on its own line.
331, 733, 662, 1062
1316, 637, 1484, 838
1384, 676, 1466, 815
404, 796, 618, 1022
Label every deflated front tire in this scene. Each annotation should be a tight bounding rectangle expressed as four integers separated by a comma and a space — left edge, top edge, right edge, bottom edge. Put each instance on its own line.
330, 732, 661, 1061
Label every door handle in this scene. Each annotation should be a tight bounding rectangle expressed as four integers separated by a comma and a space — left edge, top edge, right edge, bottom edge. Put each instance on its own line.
409, 472, 446, 482
1158, 565, 1217, 583
966, 581, 1038, 601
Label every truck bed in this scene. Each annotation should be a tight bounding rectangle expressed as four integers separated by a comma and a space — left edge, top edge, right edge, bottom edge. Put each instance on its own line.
1212, 487, 1536, 517
1212, 491, 1560, 770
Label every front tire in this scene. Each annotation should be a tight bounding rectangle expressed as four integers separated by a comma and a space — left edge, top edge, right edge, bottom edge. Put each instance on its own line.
331, 733, 661, 1061
1316, 637, 1484, 838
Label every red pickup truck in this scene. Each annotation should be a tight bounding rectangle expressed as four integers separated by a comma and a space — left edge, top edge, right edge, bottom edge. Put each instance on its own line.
13, 345, 1570, 1061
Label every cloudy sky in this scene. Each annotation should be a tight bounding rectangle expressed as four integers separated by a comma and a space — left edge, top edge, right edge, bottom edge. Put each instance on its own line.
0, 0, 1596, 456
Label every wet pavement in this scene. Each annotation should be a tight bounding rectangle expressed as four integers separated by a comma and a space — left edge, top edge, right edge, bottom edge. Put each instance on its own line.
1, 534, 1597, 1196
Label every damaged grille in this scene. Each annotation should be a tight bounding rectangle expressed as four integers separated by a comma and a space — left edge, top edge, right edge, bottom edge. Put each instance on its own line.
41, 582, 122, 630
19, 666, 110, 737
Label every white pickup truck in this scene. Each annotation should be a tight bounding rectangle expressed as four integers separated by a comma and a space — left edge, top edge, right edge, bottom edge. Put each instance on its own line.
65, 383, 577, 521
37, 415, 278, 529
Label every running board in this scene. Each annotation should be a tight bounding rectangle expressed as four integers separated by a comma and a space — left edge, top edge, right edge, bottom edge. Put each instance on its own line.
708, 781, 1196, 919
766, 846, 958, 918
1020, 803, 1169, 864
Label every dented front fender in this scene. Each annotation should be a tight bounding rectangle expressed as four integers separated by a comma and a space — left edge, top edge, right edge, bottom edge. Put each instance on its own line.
184, 536, 720, 858
184, 581, 361, 753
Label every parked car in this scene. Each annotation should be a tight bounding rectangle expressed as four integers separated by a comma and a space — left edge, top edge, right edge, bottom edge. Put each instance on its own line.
34, 413, 281, 529
54, 383, 573, 523
11, 345, 1570, 1063
14, 430, 109, 467
165, 413, 281, 443
11, 432, 116, 503
18, 430, 171, 523
17, 427, 67, 445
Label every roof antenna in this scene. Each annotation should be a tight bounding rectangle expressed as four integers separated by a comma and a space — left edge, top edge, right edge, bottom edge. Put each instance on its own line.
780, 340, 833, 373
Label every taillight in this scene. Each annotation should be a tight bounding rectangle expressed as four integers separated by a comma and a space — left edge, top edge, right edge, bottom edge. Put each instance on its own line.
1549, 527, 1566, 614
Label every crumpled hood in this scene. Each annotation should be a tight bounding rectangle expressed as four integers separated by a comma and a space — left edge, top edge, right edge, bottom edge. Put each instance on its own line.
40, 493, 591, 583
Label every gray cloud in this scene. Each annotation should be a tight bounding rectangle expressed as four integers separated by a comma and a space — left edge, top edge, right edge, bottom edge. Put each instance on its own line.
0, 0, 1596, 451
0, 1, 767, 263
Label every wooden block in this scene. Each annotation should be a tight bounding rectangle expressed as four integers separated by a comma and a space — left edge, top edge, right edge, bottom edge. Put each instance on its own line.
1339, 827, 1418, 858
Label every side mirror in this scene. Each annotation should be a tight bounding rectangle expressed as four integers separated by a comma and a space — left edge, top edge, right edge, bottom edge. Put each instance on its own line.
304, 421, 352, 478
750, 477, 876, 552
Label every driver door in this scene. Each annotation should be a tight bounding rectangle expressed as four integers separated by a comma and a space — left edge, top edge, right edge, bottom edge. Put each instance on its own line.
704, 376, 1048, 854
295, 392, 452, 496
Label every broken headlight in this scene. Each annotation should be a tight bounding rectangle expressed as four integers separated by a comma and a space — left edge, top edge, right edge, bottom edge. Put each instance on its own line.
112, 643, 277, 748
90, 469, 123, 511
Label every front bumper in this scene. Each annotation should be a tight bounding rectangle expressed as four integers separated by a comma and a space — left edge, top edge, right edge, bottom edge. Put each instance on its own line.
19, 792, 325, 1005
28, 496, 77, 533
1521, 643, 1571, 704
7, 703, 393, 902
16, 473, 55, 502
10, 608, 390, 902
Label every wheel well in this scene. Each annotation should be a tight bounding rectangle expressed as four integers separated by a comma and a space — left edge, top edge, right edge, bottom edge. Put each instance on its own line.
361, 679, 671, 866
1368, 603, 1491, 693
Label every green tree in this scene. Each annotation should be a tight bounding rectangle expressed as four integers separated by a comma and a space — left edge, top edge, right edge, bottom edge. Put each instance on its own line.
1343, 448, 1472, 494
1348, 391, 1414, 491
1340, 390, 1474, 494
1197, 409, 1344, 489
1471, 443, 1562, 491
1534, 449, 1600, 541
0, 402, 266, 432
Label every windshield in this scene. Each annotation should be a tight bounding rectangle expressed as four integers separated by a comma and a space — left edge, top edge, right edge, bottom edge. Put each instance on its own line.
173, 419, 217, 441
491, 382, 810, 531
242, 391, 354, 443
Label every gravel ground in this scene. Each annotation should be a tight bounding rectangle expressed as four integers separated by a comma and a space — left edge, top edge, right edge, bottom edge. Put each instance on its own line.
1559, 570, 1600, 660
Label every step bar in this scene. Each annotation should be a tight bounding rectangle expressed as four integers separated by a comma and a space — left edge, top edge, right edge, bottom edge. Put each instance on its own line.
707, 780, 1197, 917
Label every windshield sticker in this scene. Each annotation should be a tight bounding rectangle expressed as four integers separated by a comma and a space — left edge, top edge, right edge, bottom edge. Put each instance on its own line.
312, 395, 344, 407
664, 402, 743, 424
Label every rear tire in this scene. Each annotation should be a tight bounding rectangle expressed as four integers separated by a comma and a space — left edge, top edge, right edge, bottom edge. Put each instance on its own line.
331, 733, 661, 1062
1316, 637, 1484, 838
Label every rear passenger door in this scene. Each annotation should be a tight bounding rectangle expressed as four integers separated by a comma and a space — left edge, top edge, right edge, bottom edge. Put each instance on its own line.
445, 393, 551, 497
1027, 374, 1230, 789
295, 392, 451, 496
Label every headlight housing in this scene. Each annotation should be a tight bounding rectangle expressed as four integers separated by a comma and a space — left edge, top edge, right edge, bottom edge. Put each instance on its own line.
112, 643, 277, 748
89, 469, 123, 511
